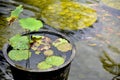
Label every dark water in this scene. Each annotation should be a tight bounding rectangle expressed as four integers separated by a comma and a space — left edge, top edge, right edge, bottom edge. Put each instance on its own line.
0, 0, 120, 80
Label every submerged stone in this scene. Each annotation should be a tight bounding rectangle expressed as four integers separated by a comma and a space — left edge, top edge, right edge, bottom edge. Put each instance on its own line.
41, 1, 97, 30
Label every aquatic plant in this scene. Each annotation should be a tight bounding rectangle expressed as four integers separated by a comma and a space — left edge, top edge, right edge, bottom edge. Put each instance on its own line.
19, 18, 43, 31
7, 5, 43, 60
37, 56, 65, 70
52, 38, 72, 52
7, 5, 23, 25
7, 5, 73, 70
9, 34, 29, 50
8, 50, 31, 61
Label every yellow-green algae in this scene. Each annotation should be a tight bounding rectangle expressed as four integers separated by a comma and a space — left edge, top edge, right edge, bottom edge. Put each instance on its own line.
16, 0, 73, 10
102, 0, 120, 10
41, 2, 97, 30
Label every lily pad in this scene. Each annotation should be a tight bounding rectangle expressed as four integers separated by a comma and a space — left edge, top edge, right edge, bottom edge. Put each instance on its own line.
37, 61, 52, 70
31, 36, 51, 53
52, 38, 68, 47
57, 43, 72, 52
46, 56, 65, 66
7, 5, 23, 23
8, 50, 31, 61
44, 49, 54, 56
9, 34, 29, 50
19, 18, 43, 31
52, 38, 72, 52
41, 2, 97, 30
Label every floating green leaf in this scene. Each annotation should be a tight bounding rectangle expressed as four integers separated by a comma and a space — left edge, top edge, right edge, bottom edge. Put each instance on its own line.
19, 18, 43, 31
37, 61, 52, 70
9, 34, 29, 50
44, 49, 54, 56
57, 43, 72, 52
8, 50, 31, 61
52, 38, 72, 52
46, 56, 65, 66
31, 36, 51, 54
7, 5, 23, 22
52, 38, 68, 47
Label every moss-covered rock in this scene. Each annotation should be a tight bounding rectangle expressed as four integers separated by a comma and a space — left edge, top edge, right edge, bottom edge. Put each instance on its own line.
41, 2, 97, 30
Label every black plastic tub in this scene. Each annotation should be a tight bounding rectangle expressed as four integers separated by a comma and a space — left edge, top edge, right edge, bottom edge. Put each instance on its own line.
2, 30, 76, 80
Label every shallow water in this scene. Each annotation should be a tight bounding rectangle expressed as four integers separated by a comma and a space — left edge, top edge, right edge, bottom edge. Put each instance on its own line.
0, 0, 120, 80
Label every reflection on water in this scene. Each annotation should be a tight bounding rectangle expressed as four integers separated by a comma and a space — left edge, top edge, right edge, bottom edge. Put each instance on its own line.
100, 49, 120, 75
0, 0, 120, 80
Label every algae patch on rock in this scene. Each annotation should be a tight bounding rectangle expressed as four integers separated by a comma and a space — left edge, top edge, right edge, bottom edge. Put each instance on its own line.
41, 2, 97, 30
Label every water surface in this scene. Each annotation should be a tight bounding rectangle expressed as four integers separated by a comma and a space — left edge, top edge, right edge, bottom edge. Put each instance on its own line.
0, 0, 120, 80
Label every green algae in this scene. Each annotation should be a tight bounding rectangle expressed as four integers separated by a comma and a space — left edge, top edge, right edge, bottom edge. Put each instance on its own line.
41, 2, 97, 30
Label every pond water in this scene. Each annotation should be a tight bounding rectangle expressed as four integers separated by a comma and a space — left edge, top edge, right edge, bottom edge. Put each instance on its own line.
0, 0, 120, 80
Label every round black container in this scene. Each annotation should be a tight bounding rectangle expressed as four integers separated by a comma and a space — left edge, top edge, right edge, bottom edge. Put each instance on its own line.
2, 30, 76, 80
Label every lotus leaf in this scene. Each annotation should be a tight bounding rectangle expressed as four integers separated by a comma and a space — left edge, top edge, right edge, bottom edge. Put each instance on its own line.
46, 56, 65, 66
41, 2, 97, 30
8, 50, 31, 61
52, 38, 68, 47
19, 18, 43, 31
9, 34, 29, 50
57, 43, 72, 52
7, 5, 23, 23
37, 61, 52, 70
44, 49, 54, 56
